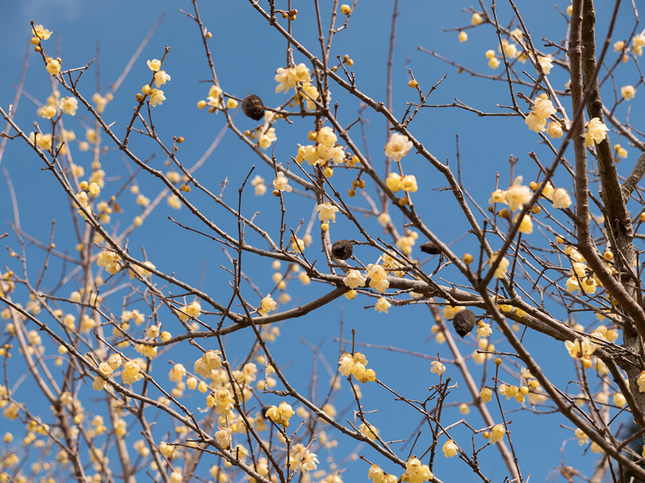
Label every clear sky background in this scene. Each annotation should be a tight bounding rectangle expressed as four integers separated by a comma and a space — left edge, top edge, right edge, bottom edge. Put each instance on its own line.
0, 0, 643, 481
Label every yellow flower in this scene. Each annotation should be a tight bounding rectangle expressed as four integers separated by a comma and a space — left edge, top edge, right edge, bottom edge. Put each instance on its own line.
552, 188, 572, 209
374, 297, 391, 313
637, 371, 645, 393
621, 85, 636, 100
272, 172, 292, 192
402, 456, 433, 483
471, 13, 483, 25
317, 126, 337, 147
489, 424, 506, 444
458, 31, 468, 42
46, 58, 61, 75
430, 360, 446, 375
274, 63, 311, 93
37, 105, 57, 119
546, 122, 563, 138
489, 253, 509, 279
633, 33, 645, 56
316, 202, 339, 223
60, 97, 78, 115
516, 214, 533, 234
386, 172, 402, 192
259, 295, 276, 315
149, 89, 166, 107
614, 144, 628, 159
343, 270, 366, 289
505, 176, 531, 211
538, 55, 553, 74
259, 127, 277, 150
480, 387, 493, 402
442, 440, 459, 458
147, 59, 162, 72
31, 24, 52, 43
584, 117, 608, 146
401, 175, 418, 192
154, 70, 171, 88
384, 133, 413, 161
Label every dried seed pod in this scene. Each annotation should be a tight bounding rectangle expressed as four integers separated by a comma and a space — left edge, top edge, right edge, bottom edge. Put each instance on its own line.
420, 241, 441, 255
242, 94, 265, 121
331, 240, 353, 260
452, 309, 476, 337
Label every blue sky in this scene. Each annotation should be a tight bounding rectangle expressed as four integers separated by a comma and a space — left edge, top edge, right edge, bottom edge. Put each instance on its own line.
1, 0, 642, 481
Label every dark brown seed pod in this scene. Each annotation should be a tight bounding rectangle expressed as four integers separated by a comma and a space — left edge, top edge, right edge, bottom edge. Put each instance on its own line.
242, 94, 265, 121
452, 309, 476, 337
331, 240, 353, 260
420, 241, 441, 255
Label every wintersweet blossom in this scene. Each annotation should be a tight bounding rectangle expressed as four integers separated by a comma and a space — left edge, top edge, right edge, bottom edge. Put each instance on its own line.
516, 214, 533, 234
46, 58, 61, 76
317, 202, 339, 223
194, 350, 222, 378
178, 300, 201, 322
386, 172, 402, 192
154, 70, 171, 88
614, 144, 628, 159
343, 270, 366, 289
147, 59, 161, 71
430, 360, 446, 375
374, 297, 391, 313
471, 13, 483, 25
317, 126, 337, 147
489, 253, 509, 279
565, 338, 596, 359
575, 428, 589, 446
359, 423, 379, 441
489, 424, 506, 444
273, 172, 292, 192
633, 33, 645, 56
384, 133, 413, 161
546, 122, 563, 138
621, 85, 636, 100
401, 175, 418, 192
60, 97, 78, 115
367, 264, 389, 293
525, 96, 556, 133
552, 188, 572, 209
259, 295, 276, 315
37, 105, 57, 119
402, 457, 433, 483
505, 176, 532, 211
377, 212, 391, 226
442, 440, 459, 458
31, 24, 52, 43
251, 175, 266, 196
538, 55, 553, 74
274, 63, 311, 93
585, 117, 608, 146
637, 371, 645, 393
149, 89, 166, 107
259, 127, 277, 149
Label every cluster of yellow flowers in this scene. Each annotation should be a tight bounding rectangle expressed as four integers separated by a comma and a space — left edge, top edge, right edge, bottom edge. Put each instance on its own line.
265, 401, 295, 427
338, 352, 376, 383
525, 95, 558, 134
401, 457, 433, 483
177, 300, 202, 322
287, 443, 319, 472
368, 464, 399, 483
296, 126, 346, 173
